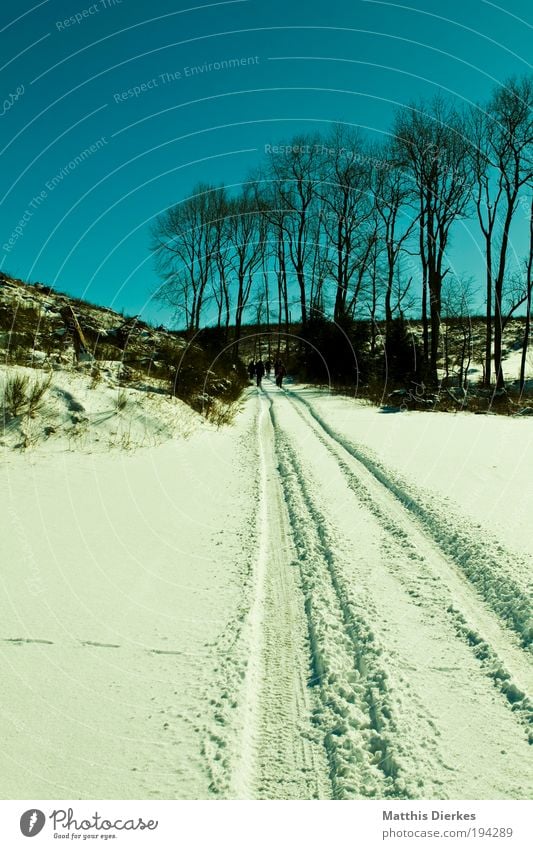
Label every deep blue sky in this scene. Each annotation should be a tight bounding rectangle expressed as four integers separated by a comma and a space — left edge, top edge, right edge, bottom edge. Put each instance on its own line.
1, 0, 531, 323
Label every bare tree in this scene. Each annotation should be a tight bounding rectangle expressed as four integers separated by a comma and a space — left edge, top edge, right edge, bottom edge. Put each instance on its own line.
152, 184, 220, 333
371, 144, 418, 330
156, 269, 195, 331
265, 135, 323, 326
359, 226, 387, 355
319, 126, 373, 321
308, 201, 329, 317
394, 99, 473, 382
274, 219, 289, 356
519, 195, 533, 394
225, 185, 266, 357
391, 261, 416, 319
211, 187, 232, 335
345, 214, 380, 318
469, 107, 500, 386
255, 175, 292, 354
442, 277, 476, 390
484, 77, 533, 388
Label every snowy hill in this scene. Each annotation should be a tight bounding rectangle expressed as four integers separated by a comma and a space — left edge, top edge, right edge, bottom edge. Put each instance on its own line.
0, 274, 240, 452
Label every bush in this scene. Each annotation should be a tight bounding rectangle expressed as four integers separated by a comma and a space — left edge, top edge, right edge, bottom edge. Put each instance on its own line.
2, 372, 51, 418
196, 326, 230, 358
383, 318, 421, 384
204, 399, 240, 428
3, 373, 29, 417
27, 374, 52, 417
169, 337, 247, 420
297, 313, 371, 385
116, 389, 128, 411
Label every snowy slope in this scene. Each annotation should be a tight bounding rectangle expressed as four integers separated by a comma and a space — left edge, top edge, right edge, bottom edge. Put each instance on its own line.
0, 382, 531, 800
0, 404, 257, 799
1, 364, 198, 453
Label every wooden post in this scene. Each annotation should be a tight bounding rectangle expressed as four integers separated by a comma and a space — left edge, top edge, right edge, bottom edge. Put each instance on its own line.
59, 305, 92, 363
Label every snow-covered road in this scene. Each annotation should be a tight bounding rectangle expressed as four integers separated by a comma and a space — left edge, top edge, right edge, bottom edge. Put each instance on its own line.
238, 383, 532, 799
1, 382, 531, 799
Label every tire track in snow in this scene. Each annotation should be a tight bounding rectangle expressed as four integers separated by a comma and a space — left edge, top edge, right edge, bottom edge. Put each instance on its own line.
284, 389, 533, 741
204, 385, 531, 799
269, 386, 531, 798
231, 391, 331, 799
229, 391, 269, 797
269, 401, 421, 799
288, 390, 532, 649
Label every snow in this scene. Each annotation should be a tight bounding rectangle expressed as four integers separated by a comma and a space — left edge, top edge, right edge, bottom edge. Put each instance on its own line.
1, 379, 531, 800
0, 403, 257, 798
303, 388, 533, 558
1, 364, 198, 453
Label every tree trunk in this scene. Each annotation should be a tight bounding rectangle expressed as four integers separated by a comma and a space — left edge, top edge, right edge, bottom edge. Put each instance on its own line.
493, 200, 517, 389
493, 285, 504, 390
429, 270, 442, 384
233, 272, 245, 359
277, 231, 288, 358
419, 214, 429, 365
519, 198, 533, 395
384, 255, 394, 326
297, 265, 307, 327
484, 236, 493, 387
519, 294, 531, 396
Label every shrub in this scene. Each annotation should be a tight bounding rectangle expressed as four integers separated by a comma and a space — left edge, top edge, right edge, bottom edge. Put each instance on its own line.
297, 313, 371, 385
168, 338, 247, 420
116, 389, 128, 411
3, 373, 29, 417
2, 372, 51, 418
205, 399, 240, 428
27, 374, 52, 417
383, 318, 421, 384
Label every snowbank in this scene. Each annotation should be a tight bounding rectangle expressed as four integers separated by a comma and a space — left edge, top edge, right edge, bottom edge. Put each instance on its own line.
300, 388, 533, 558
1, 364, 200, 454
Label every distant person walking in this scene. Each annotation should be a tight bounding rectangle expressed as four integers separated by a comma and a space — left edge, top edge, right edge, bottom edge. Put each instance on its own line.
247, 359, 256, 380
255, 358, 265, 387
275, 363, 286, 388
265, 359, 272, 377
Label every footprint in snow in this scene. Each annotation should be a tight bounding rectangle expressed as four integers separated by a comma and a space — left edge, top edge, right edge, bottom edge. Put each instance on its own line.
3, 638, 54, 645
148, 649, 181, 656
3, 638, 181, 654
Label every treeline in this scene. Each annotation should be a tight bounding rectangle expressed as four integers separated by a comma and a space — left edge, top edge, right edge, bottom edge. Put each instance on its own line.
151, 76, 533, 390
